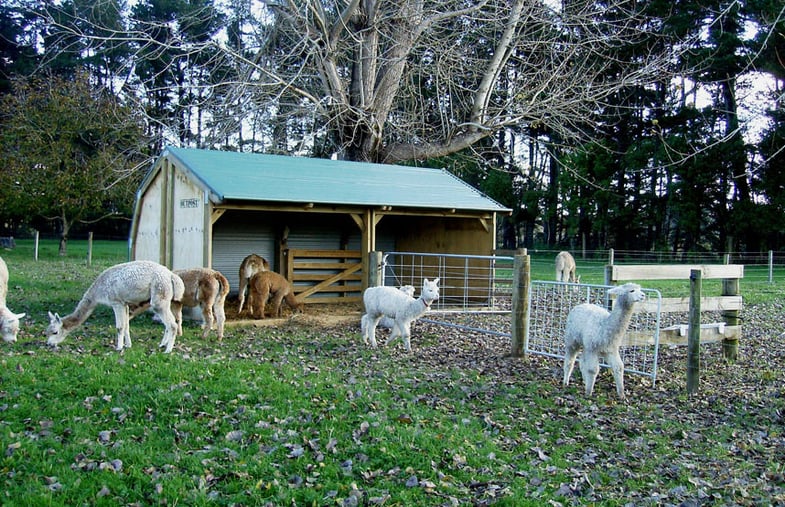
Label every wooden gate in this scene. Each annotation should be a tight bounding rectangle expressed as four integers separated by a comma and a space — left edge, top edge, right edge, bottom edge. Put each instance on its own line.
284, 249, 363, 304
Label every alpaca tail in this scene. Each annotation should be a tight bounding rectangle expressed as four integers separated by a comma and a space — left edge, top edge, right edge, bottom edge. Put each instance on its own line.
171, 273, 185, 302
215, 271, 230, 303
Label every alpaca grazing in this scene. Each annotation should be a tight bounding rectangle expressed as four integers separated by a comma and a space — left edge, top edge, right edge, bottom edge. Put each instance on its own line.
555, 251, 580, 284
237, 254, 270, 314
247, 271, 303, 319
173, 268, 230, 340
0, 256, 25, 343
361, 278, 440, 352
562, 283, 646, 399
46, 260, 185, 353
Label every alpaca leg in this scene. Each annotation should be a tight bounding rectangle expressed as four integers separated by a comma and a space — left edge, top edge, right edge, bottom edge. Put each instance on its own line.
152, 300, 178, 352
401, 321, 413, 352
158, 303, 179, 354
360, 314, 369, 344
580, 352, 601, 396
607, 351, 626, 400
171, 300, 183, 336
213, 301, 226, 341
201, 301, 215, 339
123, 304, 132, 349
562, 342, 581, 387
365, 315, 382, 347
257, 286, 271, 319
112, 304, 128, 351
238, 278, 248, 314
385, 321, 402, 346
272, 292, 285, 317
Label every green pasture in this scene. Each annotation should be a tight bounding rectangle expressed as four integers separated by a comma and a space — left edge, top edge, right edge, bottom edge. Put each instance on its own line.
1, 240, 784, 505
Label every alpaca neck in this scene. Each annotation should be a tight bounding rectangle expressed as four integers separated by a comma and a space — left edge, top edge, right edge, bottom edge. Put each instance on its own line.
604, 300, 634, 345
62, 294, 98, 333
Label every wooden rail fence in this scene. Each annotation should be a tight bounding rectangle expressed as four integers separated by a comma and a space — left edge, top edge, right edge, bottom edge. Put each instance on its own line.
284, 249, 363, 304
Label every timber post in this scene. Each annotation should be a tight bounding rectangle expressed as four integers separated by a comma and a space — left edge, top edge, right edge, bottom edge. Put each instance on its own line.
511, 248, 530, 358
368, 251, 383, 289
687, 269, 702, 395
721, 276, 740, 363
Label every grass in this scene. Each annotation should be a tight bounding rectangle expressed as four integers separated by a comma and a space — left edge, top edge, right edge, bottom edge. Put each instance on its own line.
2, 240, 785, 505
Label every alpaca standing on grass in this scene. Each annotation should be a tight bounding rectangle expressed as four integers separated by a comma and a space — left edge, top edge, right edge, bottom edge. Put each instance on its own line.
0, 256, 25, 343
555, 251, 580, 284
562, 283, 646, 400
248, 271, 303, 318
46, 260, 185, 353
237, 254, 270, 314
377, 285, 415, 329
173, 268, 230, 340
362, 278, 440, 352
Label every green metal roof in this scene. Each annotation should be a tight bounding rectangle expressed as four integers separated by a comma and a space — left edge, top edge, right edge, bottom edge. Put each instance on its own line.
157, 146, 510, 213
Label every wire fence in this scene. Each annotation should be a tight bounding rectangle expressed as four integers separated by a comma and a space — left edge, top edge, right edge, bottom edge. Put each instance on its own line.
526, 281, 662, 383
380, 252, 663, 383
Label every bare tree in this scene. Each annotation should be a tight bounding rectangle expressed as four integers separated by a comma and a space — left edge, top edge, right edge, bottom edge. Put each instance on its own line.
35, 0, 679, 163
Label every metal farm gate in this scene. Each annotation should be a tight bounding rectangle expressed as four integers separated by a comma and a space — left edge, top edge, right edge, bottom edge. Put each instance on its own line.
381, 252, 663, 385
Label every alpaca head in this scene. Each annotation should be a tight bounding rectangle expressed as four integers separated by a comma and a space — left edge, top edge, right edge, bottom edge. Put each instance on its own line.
421, 278, 440, 303
609, 283, 645, 304
0, 309, 25, 343
46, 311, 67, 345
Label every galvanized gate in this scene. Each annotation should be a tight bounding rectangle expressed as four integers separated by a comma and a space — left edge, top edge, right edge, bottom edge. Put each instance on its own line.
381, 252, 662, 385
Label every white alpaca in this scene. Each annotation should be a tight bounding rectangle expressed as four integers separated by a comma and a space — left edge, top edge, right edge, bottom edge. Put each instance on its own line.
377, 285, 415, 329
0, 256, 25, 343
555, 251, 580, 284
46, 260, 185, 353
562, 283, 646, 400
237, 254, 270, 314
361, 278, 440, 352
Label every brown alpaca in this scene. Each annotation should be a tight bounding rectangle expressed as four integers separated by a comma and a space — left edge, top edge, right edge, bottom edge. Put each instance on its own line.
248, 271, 303, 319
173, 268, 230, 341
237, 254, 270, 314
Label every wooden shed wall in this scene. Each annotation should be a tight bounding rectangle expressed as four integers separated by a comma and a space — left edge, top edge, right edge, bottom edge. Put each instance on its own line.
171, 169, 207, 270
133, 171, 164, 262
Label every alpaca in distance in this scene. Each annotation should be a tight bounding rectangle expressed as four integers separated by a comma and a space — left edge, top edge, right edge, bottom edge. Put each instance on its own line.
362, 278, 440, 352
562, 283, 646, 399
46, 260, 184, 353
0, 256, 25, 343
555, 251, 580, 284
247, 271, 303, 318
237, 254, 270, 314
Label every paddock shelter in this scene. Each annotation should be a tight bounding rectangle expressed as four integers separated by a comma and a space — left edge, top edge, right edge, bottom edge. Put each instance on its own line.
129, 146, 511, 304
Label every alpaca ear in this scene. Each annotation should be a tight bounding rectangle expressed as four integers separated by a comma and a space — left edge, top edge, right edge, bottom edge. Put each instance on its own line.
433, 278, 440, 284
13, 312, 25, 320
48, 311, 60, 323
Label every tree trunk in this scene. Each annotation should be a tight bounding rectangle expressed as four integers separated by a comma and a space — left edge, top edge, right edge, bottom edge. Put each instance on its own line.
58, 211, 70, 256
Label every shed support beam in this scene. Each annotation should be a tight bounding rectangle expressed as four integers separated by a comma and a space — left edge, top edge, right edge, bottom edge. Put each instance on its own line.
355, 209, 384, 291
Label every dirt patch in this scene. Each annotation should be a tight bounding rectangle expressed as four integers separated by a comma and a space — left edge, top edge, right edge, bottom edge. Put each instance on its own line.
223, 299, 362, 329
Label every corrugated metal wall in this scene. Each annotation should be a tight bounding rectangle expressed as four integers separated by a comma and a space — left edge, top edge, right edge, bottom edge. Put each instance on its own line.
212, 211, 275, 296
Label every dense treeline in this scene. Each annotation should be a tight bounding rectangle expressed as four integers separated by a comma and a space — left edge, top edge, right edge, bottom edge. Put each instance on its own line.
0, 0, 782, 253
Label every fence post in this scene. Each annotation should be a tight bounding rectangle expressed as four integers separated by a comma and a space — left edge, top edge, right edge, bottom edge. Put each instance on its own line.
87, 232, 93, 266
687, 269, 702, 395
34, 230, 39, 261
721, 275, 740, 363
368, 251, 383, 289
510, 249, 530, 358
769, 250, 774, 284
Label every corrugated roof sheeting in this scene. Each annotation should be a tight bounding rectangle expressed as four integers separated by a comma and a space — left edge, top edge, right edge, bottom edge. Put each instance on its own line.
160, 146, 509, 213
